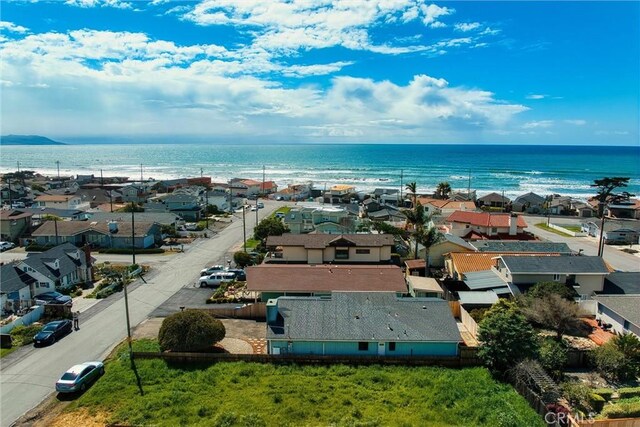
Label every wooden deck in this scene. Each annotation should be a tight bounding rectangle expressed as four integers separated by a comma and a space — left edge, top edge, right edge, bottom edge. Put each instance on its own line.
582, 318, 615, 346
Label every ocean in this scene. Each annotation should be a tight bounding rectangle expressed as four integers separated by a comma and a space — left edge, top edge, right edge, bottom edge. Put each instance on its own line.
1, 143, 638, 200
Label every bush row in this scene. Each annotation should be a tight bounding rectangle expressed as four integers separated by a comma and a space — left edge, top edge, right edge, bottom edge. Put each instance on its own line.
618, 387, 640, 399
600, 399, 640, 419
98, 248, 164, 254
593, 388, 614, 401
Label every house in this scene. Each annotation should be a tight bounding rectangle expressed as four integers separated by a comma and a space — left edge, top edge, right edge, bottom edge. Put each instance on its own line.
273, 183, 312, 201
266, 292, 461, 356
34, 194, 81, 210
84, 212, 181, 227
477, 192, 510, 209
120, 184, 150, 203
246, 264, 407, 301
571, 200, 595, 218
446, 211, 530, 240
592, 296, 640, 337
605, 199, 640, 220
0, 209, 33, 242
229, 179, 278, 197
283, 206, 355, 234
495, 255, 610, 297
445, 252, 562, 281
1, 243, 93, 313
74, 188, 116, 209
1, 183, 28, 205
582, 219, 640, 244
372, 188, 400, 206
30, 220, 161, 249
512, 192, 546, 214
406, 276, 444, 298
598, 272, 640, 295
417, 233, 476, 268
328, 185, 356, 204
415, 197, 477, 217
471, 240, 573, 255
265, 233, 394, 264
144, 193, 202, 221
548, 195, 572, 215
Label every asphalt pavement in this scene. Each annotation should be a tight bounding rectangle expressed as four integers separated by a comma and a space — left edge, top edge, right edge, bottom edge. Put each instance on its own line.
0, 200, 283, 427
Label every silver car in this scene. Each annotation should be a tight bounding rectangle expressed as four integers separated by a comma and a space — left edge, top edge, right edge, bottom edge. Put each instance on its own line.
200, 265, 225, 276
198, 272, 235, 288
55, 361, 105, 393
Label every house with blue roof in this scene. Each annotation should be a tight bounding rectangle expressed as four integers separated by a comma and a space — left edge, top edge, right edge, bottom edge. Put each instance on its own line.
266, 292, 461, 357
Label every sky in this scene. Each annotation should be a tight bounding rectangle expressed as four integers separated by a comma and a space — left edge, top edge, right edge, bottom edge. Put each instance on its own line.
0, 0, 638, 145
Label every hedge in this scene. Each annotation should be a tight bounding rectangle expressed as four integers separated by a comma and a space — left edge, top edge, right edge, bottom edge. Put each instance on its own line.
600, 399, 640, 419
593, 388, 614, 401
589, 393, 606, 413
618, 387, 640, 399
25, 245, 55, 252
98, 248, 164, 254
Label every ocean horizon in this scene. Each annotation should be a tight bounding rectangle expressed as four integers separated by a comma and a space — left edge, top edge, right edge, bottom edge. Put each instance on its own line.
1, 143, 638, 200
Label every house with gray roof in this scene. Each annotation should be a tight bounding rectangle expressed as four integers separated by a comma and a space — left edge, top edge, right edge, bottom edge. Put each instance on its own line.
593, 295, 640, 337
1, 243, 92, 313
265, 233, 394, 264
471, 240, 573, 255
512, 192, 546, 214
417, 233, 476, 268
266, 292, 461, 356
598, 272, 640, 295
495, 255, 609, 297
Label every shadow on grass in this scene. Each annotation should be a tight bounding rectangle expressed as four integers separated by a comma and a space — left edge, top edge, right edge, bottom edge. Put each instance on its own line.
130, 356, 144, 396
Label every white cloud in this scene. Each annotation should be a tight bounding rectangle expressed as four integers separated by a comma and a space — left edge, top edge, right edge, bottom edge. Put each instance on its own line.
522, 120, 554, 129
0, 21, 29, 33
564, 119, 586, 126
526, 94, 546, 100
420, 3, 454, 28
454, 22, 480, 32
65, 0, 133, 9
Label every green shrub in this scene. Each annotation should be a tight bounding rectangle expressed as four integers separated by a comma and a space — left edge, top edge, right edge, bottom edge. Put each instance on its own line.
158, 310, 226, 352
589, 393, 606, 413
539, 338, 568, 379
600, 399, 640, 419
96, 282, 123, 299
593, 388, 614, 401
10, 324, 43, 346
25, 244, 55, 252
561, 381, 593, 412
592, 341, 627, 381
618, 387, 640, 399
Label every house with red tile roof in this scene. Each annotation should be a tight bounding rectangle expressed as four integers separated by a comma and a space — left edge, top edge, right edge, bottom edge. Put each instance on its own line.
446, 211, 532, 240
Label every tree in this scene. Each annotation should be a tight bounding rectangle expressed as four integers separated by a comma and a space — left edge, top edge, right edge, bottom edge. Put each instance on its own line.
526, 281, 576, 301
415, 224, 443, 275
253, 217, 289, 242
521, 293, 583, 341
371, 220, 407, 239
591, 177, 634, 217
477, 309, 539, 374
405, 181, 417, 206
435, 181, 452, 200
539, 338, 568, 379
401, 202, 429, 259
594, 333, 640, 381
233, 251, 253, 268
158, 310, 225, 352
120, 202, 144, 212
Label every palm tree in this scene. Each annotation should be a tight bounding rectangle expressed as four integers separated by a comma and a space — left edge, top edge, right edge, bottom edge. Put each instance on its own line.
405, 181, 417, 207
415, 225, 444, 276
435, 181, 452, 200
402, 202, 429, 259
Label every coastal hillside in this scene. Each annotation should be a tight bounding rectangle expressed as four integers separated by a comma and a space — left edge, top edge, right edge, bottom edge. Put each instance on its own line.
0, 134, 65, 145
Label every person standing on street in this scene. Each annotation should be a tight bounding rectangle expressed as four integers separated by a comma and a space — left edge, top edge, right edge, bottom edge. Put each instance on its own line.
73, 311, 80, 330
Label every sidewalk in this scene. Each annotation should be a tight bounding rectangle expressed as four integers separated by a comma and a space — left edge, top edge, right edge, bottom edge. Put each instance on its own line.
71, 287, 103, 313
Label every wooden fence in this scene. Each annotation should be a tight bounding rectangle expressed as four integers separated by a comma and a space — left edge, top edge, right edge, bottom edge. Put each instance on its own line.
448, 300, 461, 318
132, 349, 482, 368
459, 305, 478, 338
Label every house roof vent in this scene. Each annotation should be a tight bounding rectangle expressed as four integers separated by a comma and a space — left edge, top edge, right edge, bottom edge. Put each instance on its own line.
108, 221, 118, 233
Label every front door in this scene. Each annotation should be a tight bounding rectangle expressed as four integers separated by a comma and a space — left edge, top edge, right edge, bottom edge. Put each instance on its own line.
378, 342, 385, 356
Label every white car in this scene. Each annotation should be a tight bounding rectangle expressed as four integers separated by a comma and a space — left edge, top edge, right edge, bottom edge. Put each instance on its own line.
0, 241, 15, 252
198, 272, 236, 288
200, 265, 225, 276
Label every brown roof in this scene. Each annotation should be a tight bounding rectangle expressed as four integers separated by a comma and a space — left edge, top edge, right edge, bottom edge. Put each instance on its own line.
416, 197, 476, 211
246, 264, 407, 293
448, 251, 561, 275
0, 210, 33, 220
266, 233, 394, 249
35, 194, 78, 202
447, 211, 528, 228
404, 259, 426, 269
31, 220, 157, 237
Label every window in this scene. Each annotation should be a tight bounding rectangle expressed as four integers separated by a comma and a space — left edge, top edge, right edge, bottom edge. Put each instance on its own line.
553, 274, 561, 281
491, 227, 498, 233
355, 249, 370, 255
335, 248, 349, 259
389, 342, 396, 351
358, 342, 368, 351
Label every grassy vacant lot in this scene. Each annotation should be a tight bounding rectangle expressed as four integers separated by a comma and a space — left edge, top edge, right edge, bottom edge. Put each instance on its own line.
63, 340, 543, 427
535, 223, 573, 237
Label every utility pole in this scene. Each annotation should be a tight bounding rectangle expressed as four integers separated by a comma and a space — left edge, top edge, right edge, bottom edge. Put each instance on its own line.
242, 202, 247, 253
200, 167, 203, 178
109, 190, 113, 212
261, 165, 265, 197
122, 271, 133, 358
16, 161, 20, 173
501, 189, 505, 213
54, 217, 59, 246
399, 169, 403, 207
205, 188, 209, 230
597, 207, 607, 257
467, 169, 471, 201
140, 164, 143, 183
56, 160, 60, 179
7, 178, 12, 208
100, 169, 104, 186
228, 179, 232, 213
131, 204, 136, 265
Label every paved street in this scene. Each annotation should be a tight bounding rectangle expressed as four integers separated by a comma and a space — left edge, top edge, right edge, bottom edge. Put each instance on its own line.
523, 215, 640, 272
0, 201, 283, 427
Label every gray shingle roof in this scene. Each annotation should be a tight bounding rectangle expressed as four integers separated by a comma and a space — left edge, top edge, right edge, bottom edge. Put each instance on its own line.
268, 292, 460, 342
500, 255, 609, 274
463, 269, 508, 291
472, 241, 573, 254
266, 233, 394, 249
87, 212, 180, 224
23, 242, 88, 281
593, 295, 640, 328
0, 263, 36, 293
600, 272, 640, 295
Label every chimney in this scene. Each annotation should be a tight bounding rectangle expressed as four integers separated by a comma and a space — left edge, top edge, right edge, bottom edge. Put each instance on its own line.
509, 213, 518, 236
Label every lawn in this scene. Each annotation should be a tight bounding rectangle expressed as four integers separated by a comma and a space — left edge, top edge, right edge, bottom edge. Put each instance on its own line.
535, 223, 573, 237
271, 206, 292, 217
64, 339, 544, 427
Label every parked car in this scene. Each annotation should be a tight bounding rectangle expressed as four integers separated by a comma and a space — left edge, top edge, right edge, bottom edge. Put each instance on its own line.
198, 272, 236, 288
257, 202, 264, 209
0, 241, 15, 252
250, 206, 258, 211
226, 268, 246, 281
33, 320, 73, 346
185, 223, 199, 231
55, 361, 105, 393
200, 265, 225, 276
34, 291, 73, 306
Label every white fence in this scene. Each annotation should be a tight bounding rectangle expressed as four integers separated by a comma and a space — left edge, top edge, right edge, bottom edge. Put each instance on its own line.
460, 305, 478, 338
548, 223, 587, 237
0, 305, 45, 334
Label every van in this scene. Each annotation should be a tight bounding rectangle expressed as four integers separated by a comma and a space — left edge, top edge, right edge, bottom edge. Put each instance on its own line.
198, 272, 235, 288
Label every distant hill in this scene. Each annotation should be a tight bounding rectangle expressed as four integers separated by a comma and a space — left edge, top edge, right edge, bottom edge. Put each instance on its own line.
0, 135, 66, 145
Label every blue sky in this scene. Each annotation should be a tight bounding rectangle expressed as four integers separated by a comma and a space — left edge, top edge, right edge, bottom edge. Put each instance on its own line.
0, 0, 638, 145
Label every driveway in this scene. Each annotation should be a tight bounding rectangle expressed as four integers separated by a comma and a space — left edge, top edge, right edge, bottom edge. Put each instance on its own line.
1, 201, 283, 427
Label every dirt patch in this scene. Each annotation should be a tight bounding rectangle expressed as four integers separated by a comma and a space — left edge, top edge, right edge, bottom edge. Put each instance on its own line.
49, 409, 111, 427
